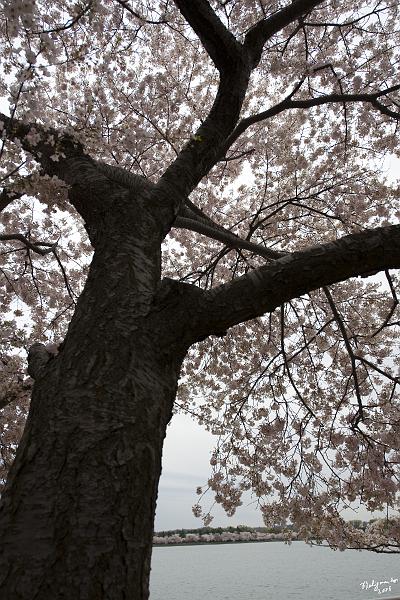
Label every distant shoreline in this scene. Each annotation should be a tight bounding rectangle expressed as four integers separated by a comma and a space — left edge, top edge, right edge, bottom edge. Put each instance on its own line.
153, 519, 374, 548
153, 538, 299, 548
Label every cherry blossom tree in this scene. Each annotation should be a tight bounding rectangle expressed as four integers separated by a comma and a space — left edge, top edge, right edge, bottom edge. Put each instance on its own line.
0, 0, 400, 598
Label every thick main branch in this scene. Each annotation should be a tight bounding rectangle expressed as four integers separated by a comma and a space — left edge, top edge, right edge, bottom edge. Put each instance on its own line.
0, 113, 143, 236
193, 224, 400, 338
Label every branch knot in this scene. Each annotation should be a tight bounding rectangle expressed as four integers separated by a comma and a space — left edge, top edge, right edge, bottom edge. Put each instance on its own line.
27, 343, 53, 379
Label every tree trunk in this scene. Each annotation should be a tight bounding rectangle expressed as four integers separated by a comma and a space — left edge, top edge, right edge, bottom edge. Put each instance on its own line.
0, 347, 180, 600
0, 192, 191, 599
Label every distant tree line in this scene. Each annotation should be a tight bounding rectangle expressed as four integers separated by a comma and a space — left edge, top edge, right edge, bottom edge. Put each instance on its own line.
154, 519, 378, 544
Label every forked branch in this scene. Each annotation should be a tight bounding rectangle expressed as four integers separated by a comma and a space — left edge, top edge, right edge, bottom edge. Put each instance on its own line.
244, 0, 325, 68
157, 0, 326, 215
173, 0, 242, 72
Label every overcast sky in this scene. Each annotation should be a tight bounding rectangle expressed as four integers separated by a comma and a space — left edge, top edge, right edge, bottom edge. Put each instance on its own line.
155, 412, 267, 532
155, 412, 385, 532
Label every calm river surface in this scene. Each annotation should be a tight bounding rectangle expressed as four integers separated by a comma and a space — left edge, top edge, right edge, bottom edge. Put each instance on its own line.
150, 541, 400, 600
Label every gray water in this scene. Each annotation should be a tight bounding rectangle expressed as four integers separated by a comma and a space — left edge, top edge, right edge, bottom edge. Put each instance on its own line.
150, 541, 400, 600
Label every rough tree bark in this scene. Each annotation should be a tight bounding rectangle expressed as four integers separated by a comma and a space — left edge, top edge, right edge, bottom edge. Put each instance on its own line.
0, 164, 204, 598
